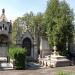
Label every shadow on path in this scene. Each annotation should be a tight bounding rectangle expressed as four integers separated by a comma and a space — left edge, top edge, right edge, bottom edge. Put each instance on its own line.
26, 62, 42, 70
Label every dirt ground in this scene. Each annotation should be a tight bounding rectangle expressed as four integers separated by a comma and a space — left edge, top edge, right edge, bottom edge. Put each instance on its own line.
0, 66, 75, 75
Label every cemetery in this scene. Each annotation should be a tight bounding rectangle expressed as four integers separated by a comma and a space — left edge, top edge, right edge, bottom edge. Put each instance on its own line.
0, 0, 75, 75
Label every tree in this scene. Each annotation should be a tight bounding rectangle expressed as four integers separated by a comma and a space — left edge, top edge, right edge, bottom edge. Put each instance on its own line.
58, 1, 74, 55
45, 0, 74, 55
45, 0, 59, 46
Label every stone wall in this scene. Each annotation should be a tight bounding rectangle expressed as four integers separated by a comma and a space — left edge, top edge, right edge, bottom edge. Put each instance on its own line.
0, 47, 8, 57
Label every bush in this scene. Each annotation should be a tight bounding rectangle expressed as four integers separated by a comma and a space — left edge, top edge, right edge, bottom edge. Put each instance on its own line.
9, 46, 27, 69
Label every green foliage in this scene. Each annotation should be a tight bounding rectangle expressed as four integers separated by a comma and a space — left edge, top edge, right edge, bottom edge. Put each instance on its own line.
45, 0, 59, 46
56, 71, 71, 75
45, 0, 74, 55
9, 46, 27, 69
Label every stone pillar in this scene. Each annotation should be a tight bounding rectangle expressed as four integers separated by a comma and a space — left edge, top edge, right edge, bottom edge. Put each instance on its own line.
33, 39, 38, 61
7, 44, 10, 63
31, 44, 34, 58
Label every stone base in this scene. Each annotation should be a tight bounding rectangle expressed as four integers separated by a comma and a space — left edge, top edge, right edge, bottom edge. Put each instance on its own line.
38, 54, 71, 68
50, 55, 71, 67
0, 57, 13, 69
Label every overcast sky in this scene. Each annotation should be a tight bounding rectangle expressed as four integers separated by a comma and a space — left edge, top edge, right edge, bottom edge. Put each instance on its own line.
0, 0, 74, 21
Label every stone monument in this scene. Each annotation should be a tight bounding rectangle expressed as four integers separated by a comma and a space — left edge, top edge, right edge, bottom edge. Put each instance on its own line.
50, 46, 71, 67
0, 9, 12, 62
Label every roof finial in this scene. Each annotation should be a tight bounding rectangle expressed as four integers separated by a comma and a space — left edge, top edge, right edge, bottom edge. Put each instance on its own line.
2, 9, 5, 14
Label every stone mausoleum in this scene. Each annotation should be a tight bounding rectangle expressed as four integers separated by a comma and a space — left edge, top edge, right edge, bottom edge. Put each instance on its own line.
0, 9, 12, 58
16, 20, 51, 61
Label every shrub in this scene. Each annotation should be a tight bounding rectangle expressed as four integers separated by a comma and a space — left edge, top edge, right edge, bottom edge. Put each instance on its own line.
9, 46, 27, 69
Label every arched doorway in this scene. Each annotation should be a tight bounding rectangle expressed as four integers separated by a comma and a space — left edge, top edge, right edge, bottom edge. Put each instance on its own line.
22, 38, 31, 56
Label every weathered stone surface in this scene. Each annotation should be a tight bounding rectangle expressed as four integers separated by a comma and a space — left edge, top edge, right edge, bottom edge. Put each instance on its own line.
50, 55, 71, 67
0, 47, 8, 57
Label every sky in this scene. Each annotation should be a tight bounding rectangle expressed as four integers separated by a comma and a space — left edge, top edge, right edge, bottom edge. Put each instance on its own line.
0, 0, 74, 21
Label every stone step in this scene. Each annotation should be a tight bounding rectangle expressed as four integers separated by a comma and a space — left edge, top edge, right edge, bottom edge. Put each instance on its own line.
0, 63, 13, 70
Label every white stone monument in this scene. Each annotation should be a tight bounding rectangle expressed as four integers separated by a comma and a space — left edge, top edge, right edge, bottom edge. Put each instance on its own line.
50, 46, 71, 67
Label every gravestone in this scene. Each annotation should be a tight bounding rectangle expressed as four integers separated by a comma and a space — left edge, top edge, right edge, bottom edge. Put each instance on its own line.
40, 36, 51, 58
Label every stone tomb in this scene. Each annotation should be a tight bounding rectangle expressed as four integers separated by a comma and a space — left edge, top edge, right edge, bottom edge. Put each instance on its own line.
0, 9, 12, 63
50, 54, 71, 67
39, 43, 71, 67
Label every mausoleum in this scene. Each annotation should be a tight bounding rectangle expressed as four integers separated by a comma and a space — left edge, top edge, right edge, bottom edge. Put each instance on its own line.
0, 9, 12, 58
16, 21, 51, 60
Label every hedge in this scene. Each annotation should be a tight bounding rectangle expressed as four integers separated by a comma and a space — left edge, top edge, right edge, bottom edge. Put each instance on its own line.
9, 46, 27, 69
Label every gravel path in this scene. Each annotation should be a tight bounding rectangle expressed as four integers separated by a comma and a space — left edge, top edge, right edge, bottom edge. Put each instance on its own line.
0, 66, 75, 75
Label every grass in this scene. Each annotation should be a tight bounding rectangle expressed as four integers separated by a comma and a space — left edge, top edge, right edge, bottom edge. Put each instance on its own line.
55, 71, 74, 75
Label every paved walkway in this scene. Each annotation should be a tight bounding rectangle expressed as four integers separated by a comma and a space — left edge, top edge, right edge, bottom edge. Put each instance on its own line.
0, 66, 75, 75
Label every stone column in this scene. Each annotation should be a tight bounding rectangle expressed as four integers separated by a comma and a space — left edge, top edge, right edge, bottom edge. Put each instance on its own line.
31, 44, 34, 58
7, 43, 10, 63
33, 39, 38, 61
33, 25, 38, 61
